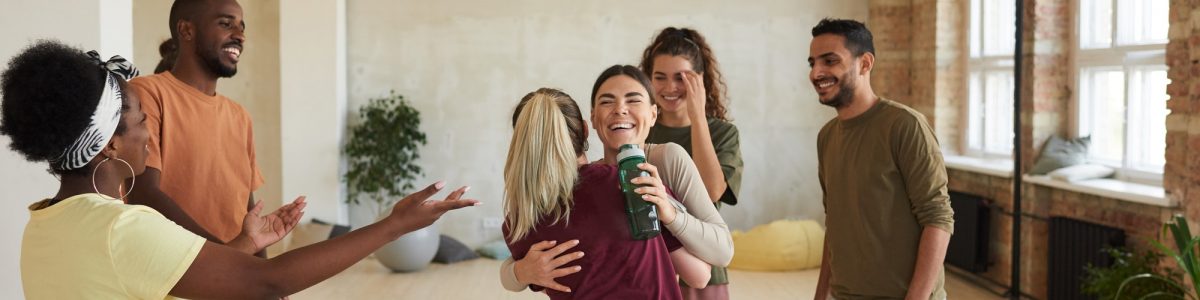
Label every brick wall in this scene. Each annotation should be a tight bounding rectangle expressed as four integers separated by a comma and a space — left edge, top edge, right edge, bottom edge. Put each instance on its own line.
870, 0, 1189, 298
869, 0, 966, 153
935, 0, 967, 153
869, 0, 916, 106
911, 0, 938, 119
1019, 0, 1071, 171
1167, 0, 1200, 222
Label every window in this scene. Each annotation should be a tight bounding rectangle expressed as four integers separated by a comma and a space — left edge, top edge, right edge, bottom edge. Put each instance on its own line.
967, 0, 1016, 157
1076, 0, 1169, 184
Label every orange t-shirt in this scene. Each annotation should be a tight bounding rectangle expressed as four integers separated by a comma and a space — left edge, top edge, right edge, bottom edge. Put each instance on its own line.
128, 72, 264, 242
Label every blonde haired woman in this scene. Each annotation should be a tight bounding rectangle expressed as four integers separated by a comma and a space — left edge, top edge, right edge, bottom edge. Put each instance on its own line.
502, 88, 711, 299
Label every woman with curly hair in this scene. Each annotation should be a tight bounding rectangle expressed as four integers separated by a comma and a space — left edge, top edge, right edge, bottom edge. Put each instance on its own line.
639, 26, 745, 300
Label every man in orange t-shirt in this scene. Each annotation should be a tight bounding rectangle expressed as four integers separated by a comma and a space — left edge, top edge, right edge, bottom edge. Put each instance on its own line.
127, 0, 279, 246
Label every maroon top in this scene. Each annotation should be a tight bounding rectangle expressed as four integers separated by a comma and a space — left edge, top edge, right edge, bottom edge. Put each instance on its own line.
505, 163, 683, 300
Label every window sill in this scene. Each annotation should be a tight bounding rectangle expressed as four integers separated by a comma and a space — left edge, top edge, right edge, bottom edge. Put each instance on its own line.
1023, 175, 1173, 208
944, 155, 1014, 178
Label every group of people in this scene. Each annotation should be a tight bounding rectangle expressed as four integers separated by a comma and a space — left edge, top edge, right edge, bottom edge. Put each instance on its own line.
499, 27, 743, 300
0, 0, 955, 299
496, 19, 955, 300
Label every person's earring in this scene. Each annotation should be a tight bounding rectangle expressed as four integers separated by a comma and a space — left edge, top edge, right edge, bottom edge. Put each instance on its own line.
91, 157, 136, 201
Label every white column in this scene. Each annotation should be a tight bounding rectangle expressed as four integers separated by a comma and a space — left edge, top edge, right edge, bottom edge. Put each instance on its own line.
99, 0, 133, 58
0, 1, 132, 298
280, 0, 348, 224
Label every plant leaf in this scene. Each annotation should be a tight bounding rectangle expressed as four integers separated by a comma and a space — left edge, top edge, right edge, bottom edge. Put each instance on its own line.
1117, 273, 1188, 300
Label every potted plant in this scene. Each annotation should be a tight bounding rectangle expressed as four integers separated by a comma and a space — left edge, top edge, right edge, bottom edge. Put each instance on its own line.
1082, 247, 1183, 299
343, 90, 435, 272
1112, 215, 1197, 299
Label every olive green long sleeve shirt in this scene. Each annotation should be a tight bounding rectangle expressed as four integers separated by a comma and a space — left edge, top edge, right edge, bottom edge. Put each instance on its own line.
817, 99, 954, 299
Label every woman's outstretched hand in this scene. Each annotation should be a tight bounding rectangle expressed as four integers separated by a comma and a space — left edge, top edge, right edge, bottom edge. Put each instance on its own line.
241, 196, 307, 252
385, 181, 480, 235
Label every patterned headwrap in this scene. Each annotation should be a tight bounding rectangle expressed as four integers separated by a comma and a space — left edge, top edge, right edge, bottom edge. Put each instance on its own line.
47, 51, 139, 171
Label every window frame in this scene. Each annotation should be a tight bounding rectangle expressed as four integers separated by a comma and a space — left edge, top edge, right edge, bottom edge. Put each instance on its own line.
965, 0, 1017, 159
1073, 0, 1168, 186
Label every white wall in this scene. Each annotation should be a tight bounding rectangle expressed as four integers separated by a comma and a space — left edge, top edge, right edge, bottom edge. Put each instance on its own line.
0, 0, 132, 297
100, 0, 133, 59
280, 0, 348, 224
346, 0, 867, 248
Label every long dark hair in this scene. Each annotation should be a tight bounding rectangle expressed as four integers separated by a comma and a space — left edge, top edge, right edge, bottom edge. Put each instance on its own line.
639, 27, 729, 121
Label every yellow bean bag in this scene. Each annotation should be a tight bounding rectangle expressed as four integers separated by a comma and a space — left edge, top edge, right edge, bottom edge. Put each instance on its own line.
728, 219, 825, 271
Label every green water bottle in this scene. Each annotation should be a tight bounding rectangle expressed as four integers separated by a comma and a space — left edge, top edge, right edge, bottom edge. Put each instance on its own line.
617, 144, 661, 240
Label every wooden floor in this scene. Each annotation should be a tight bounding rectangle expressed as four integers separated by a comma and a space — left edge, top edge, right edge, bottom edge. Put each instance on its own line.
291, 257, 1006, 299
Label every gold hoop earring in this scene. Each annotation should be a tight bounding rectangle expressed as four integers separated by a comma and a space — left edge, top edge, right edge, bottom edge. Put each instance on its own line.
91, 157, 136, 201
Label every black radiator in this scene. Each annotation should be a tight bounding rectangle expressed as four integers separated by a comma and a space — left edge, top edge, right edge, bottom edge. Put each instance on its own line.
1048, 217, 1126, 300
946, 191, 991, 273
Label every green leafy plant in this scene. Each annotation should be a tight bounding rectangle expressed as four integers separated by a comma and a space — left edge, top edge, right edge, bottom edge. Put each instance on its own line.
1113, 215, 1200, 299
1083, 248, 1183, 299
343, 91, 427, 215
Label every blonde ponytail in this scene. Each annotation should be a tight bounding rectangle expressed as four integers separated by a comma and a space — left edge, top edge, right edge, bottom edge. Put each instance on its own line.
504, 88, 586, 241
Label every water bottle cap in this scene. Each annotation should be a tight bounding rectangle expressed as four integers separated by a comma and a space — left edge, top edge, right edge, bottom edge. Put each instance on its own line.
617, 144, 646, 162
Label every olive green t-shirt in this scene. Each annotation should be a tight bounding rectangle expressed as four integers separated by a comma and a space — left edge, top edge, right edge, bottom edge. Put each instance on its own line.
817, 99, 954, 299
647, 117, 743, 287
647, 117, 744, 206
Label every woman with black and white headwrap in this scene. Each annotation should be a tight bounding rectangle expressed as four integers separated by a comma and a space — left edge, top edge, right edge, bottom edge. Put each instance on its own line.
3, 40, 479, 299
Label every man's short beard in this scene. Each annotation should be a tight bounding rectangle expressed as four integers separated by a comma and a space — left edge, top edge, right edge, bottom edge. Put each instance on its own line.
820, 76, 855, 109
204, 55, 237, 78
198, 47, 238, 78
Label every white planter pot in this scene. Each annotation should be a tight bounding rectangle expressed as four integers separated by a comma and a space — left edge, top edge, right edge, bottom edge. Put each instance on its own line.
374, 220, 440, 272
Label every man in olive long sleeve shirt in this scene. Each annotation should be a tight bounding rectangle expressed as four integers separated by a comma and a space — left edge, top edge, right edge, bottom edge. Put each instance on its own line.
808, 18, 955, 300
